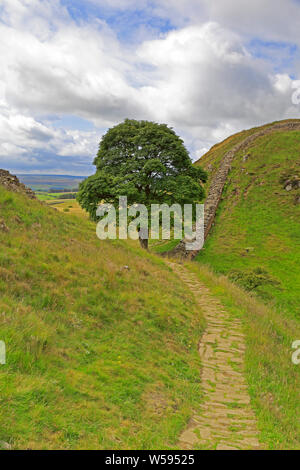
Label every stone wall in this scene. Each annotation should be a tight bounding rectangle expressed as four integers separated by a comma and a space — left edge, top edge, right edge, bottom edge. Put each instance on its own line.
167, 121, 300, 259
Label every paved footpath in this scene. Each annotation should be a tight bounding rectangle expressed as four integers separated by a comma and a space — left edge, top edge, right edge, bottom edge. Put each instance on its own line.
167, 262, 260, 450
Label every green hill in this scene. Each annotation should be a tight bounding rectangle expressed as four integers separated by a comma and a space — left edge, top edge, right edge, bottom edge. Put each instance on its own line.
0, 185, 205, 450
1, 118, 299, 450
155, 119, 300, 449
195, 119, 300, 319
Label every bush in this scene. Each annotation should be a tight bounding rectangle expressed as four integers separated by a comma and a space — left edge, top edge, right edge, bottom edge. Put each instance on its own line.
228, 267, 280, 291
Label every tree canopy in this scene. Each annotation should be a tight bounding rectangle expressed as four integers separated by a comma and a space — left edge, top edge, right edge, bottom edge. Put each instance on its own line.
77, 119, 207, 247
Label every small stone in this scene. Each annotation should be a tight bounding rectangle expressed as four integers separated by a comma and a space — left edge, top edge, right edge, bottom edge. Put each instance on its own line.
285, 184, 293, 191
0, 441, 12, 450
13, 215, 23, 224
0, 219, 9, 232
216, 443, 239, 450
123, 265, 130, 270
294, 194, 300, 205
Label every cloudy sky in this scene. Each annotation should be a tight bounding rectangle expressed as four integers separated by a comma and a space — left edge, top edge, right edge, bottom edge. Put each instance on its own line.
1, 0, 300, 175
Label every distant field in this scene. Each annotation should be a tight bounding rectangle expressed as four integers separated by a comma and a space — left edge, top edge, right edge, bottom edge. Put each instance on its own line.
17, 174, 85, 192
36, 192, 77, 202
34, 188, 89, 218
47, 199, 88, 218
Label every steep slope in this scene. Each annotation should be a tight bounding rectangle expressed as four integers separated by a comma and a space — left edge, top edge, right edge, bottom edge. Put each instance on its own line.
195, 119, 300, 318
0, 184, 205, 450
160, 121, 300, 449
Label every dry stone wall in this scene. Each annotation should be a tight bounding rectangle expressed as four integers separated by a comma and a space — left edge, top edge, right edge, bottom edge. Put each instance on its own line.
168, 121, 300, 259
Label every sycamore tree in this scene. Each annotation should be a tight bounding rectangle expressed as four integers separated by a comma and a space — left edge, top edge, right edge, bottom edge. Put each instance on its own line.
77, 119, 207, 249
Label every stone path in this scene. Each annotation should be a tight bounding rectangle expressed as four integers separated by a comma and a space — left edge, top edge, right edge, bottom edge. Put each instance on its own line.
168, 261, 260, 450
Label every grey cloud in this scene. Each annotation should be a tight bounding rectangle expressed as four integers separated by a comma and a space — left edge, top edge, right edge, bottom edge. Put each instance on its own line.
1, 0, 300, 174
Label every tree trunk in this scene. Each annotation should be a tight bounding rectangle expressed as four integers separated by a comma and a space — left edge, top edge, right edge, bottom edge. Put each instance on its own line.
139, 235, 149, 250
139, 226, 149, 250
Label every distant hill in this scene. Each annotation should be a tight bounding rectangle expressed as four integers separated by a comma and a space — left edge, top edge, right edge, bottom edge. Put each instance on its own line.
16, 174, 86, 191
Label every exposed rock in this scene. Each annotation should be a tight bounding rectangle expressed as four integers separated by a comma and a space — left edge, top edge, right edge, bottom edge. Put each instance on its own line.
13, 215, 23, 224
0, 441, 12, 450
32, 223, 42, 230
282, 174, 300, 191
242, 153, 250, 162
0, 219, 9, 232
0, 169, 36, 199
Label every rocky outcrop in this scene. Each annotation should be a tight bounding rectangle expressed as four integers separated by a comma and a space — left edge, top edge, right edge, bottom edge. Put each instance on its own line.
283, 176, 300, 191
0, 169, 36, 199
0, 219, 9, 232
167, 121, 300, 259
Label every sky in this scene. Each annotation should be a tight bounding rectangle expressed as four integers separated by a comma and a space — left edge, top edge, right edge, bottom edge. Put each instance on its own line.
1, 0, 300, 175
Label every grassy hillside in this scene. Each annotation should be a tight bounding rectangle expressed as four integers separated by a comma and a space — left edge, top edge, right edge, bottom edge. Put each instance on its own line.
195, 120, 300, 319
152, 120, 299, 449
0, 186, 205, 450
185, 262, 299, 450
1, 118, 299, 450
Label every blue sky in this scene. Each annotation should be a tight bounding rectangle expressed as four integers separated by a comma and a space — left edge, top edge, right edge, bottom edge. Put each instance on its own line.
0, 0, 300, 175
62, 0, 176, 41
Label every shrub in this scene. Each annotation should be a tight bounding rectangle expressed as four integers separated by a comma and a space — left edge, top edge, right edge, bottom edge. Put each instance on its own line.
228, 267, 280, 291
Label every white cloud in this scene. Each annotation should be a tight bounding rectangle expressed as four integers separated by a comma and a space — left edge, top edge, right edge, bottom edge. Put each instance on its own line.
0, 9, 144, 126
0, 0, 300, 173
0, 101, 99, 173
205, 0, 300, 44
86, 0, 300, 41
137, 22, 300, 157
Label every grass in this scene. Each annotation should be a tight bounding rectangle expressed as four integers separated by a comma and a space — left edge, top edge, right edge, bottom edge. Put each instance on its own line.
1, 120, 299, 449
46, 199, 88, 218
183, 122, 300, 449
185, 262, 300, 450
0, 186, 206, 449
196, 128, 300, 319
195, 119, 300, 193
35, 192, 77, 202
153, 120, 300, 448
